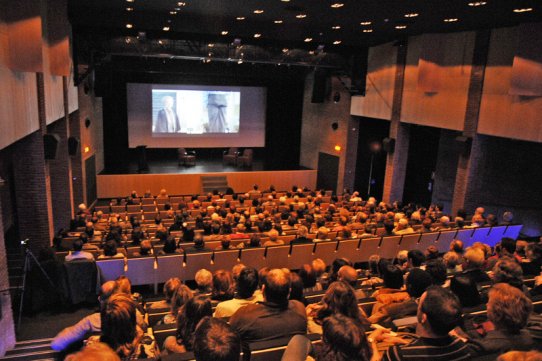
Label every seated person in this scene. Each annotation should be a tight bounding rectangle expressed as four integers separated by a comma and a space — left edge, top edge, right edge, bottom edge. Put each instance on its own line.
370, 264, 410, 316
97, 240, 124, 259
162, 296, 213, 354
65, 239, 94, 262
147, 278, 181, 310
131, 240, 153, 257
158, 236, 182, 255
158, 284, 193, 325
230, 268, 307, 343
194, 269, 213, 297
263, 229, 284, 247
212, 270, 235, 302
370, 286, 471, 361
193, 317, 241, 361
182, 235, 211, 253
214, 267, 262, 318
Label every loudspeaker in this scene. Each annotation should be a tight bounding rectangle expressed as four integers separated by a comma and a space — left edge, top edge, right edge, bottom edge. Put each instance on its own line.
44, 134, 60, 160
68, 136, 80, 156
311, 68, 328, 103
455, 136, 472, 157
382, 137, 396, 153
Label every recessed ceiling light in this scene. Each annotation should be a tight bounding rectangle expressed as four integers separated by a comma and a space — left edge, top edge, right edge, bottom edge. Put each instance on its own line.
332, 25, 341, 30
158, 40, 163, 45
274, 20, 283, 24
126, 0, 134, 2
513, 8, 533, 13
221, 31, 229, 35
333, 40, 342, 45
208, 43, 214, 47
395, 25, 407, 29
363, 29, 373, 33
281, 0, 290, 2
236, 16, 245, 20
331, 3, 344, 8
238, 59, 243, 64
163, 26, 170, 31
360, 21, 372, 25
304, 37, 312, 42
170, 11, 177, 15
254, 33, 261, 38
175, 7, 181, 10
404, 13, 419, 17
296, 14, 307, 18
126, 23, 133, 28
177, 2, 186, 6
282, 48, 289, 53
254, 9, 264, 14
468, 1, 487, 6
444, 18, 459, 22
126, 7, 133, 11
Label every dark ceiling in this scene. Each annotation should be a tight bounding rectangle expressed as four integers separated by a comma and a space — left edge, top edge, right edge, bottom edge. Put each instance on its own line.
69, 0, 541, 49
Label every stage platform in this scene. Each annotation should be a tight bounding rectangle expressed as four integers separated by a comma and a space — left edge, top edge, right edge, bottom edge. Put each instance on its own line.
97, 158, 317, 198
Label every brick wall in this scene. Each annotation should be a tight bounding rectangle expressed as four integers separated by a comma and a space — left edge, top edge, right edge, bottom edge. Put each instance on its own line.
0, 197, 16, 356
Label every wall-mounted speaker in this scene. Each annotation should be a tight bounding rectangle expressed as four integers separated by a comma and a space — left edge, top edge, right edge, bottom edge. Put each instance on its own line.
455, 135, 472, 157
331, 122, 339, 131
44, 134, 60, 160
382, 137, 396, 153
68, 136, 80, 156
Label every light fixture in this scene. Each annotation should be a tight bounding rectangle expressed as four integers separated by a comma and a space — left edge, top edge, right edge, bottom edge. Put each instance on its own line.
332, 25, 341, 29
331, 3, 344, 8
177, 2, 186, 6
281, 0, 290, 2
282, 48, 289, 53
513, 8, 533, 13
170, 11, 177, 15
163, 26, 170, 31
236, 16, 245, 20
126, 23, 133, 28
158, 40, 163, 45
254, 33, 261, 38
360, 21, 372, 25
238, 59, 243, 64
221, 30, 229, 35
304, 37, 312, 42
395, 25, 407, 29
84, 146, 90, 153
274, 20, 283, 24
208, 43, 214, 47
296, 14, 307, 18
468, 1, 487, 6
254, 9, 264, 14
334, 145, 342, 151
126, 7, 134, 11
333, 40, 342, 45
404, 13, 419, 17
126, 0, 134, 2
363, 29, 373, 33
444, 18, 459, 22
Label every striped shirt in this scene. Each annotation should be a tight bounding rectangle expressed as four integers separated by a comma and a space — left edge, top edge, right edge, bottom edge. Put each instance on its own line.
383, 336, 471, 361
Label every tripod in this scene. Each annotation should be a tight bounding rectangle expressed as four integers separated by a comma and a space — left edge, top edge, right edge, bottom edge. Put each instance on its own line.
17, 241, 58, 332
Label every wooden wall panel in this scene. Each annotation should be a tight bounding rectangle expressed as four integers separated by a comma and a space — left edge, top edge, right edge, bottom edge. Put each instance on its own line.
67, 69, 78, 114
44, 0, 70, 76
42, 67, 65, 124
350, 42, 396, 120
478, 26, 542, 142
97, 170, 317, 199
401, 32, 475, 131
510, 23, 542, 97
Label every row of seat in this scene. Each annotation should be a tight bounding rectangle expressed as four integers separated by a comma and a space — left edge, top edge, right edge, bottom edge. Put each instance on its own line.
95, 225, 522, 293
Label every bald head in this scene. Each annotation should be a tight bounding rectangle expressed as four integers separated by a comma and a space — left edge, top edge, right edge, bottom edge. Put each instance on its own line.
263, 269, 291, 305
338, 265, 358, 287
99, 281, 118, 304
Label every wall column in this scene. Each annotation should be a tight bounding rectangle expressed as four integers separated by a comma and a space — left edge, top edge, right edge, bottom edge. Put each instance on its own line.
0, 195, 16, 356
382, 42, 409, 203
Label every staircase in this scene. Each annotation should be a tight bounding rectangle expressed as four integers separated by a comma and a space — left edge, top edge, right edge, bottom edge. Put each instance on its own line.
1, 338, 57, 361
201, 175, 229, 193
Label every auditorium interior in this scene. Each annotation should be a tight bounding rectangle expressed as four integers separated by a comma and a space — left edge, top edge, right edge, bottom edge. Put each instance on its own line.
1, 0, 542, 360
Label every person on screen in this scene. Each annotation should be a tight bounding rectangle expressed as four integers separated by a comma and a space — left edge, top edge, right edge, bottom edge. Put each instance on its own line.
154, 95, 181, 133
206, 93, 228, 133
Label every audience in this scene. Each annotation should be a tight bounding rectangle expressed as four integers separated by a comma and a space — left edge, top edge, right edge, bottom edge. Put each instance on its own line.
65, 239, 94, 261
193, 317, 241, 361
214, 267, 262, 318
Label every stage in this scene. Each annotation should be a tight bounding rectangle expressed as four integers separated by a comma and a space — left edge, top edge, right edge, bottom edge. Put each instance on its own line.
96, 156, 317, 198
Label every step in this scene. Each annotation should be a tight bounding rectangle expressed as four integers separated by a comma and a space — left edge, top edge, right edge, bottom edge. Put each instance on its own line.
0, 350, 57, 361
15, 338, 53, 347
6, 345, 52, 355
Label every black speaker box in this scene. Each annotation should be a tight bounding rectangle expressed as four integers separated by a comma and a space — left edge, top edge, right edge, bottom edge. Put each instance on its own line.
311, 68, 329, 103
68, 136, 80, 156
382, 137, 396, 153
44, 134, 60, 160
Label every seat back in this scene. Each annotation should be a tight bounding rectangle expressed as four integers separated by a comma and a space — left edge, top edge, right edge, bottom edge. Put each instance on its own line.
470, 227, 491, 245
126, 257, 156, 286
455, 228, 474, 246
312, 241, 338, 265
417, 232, 438, 251
485, 226, 506, 247
183, 252, 213, 280
211, 249, 241, 272
334, 239, 359, 262
288, 243, 315, 269
239, 247, 266, 270
155, 254, 184, 283
97, 259, 125, 282
503, 224, 522, 240
398, 233, 421, 252
379, 235, 401, 259
435, 230, 457, 253
358, 237, 381, 263
265, 245, 291, 269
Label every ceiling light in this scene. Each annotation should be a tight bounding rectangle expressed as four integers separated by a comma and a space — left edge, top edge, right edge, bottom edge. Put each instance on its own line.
332, 25, 341, 29
274, 20, 283, 24
236, 16, 245, 20
253, 33, 261, 38
404, 13, 419, 17
238, 59, 243, 64
444, 18, 459, 22
468, 1, 487, 6
158, 40, 163, 45
331, 3, 344, 8
360, 21, 372, 25
333, 40, 342, 45
296, 14, 307, 18
175, 7, 181, 10
177, 2, 186, 6
363, 29, 373, 33
170, 11, 177, 15
254, 9, 264, 14
513, 8, 533, 13
208, 43, 214, 47
126, 0, 134, 2
221, 30, 229, 35
395, 25, 407, 29
281, 0, 290, 2
282, 48, 289, 53
126, 7, 134, 11
304, 37, 312, 42
126, 23, 133, 28
163, 26, 170, 31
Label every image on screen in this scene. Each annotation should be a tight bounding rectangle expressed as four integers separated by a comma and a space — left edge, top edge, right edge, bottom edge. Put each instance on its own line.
152, 89, 241, 134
